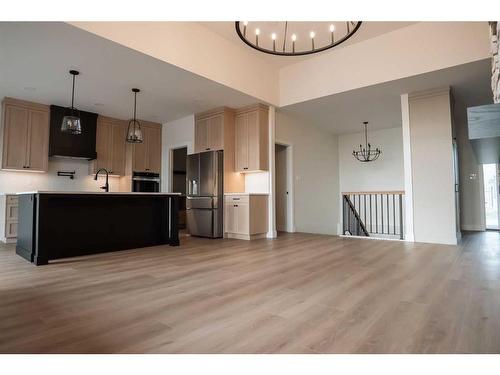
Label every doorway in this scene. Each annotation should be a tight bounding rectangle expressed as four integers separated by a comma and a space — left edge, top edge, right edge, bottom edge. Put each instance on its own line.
171, 147, 187, 229
275, 143, 293, 233
483, 163, 500, 230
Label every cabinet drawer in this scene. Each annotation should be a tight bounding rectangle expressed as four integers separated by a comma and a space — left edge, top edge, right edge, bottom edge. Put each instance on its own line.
225, 195, 249, 203
6, 195, 18, 205
6, 221, 18, 238
6, 204, 18, 220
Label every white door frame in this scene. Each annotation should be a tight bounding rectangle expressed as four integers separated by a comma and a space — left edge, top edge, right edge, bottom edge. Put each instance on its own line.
275, 141, 295, 233
482, 163, 500, 230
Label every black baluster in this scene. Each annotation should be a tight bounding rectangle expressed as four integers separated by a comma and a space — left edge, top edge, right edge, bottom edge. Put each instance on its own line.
393, 194, 396, 235
380, 194, 384, 234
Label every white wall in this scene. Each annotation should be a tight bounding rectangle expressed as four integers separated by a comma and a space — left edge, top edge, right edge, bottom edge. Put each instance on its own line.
338, 127, 404, 193
280, 22, 490, 106
276, 110, 340, 235
0, 158, 124, 193
161, 114, 195, 193
70, 22, 279, 106
407, 88, 457, 245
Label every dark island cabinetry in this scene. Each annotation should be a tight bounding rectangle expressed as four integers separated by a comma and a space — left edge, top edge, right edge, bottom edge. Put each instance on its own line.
16, 192, 180, 265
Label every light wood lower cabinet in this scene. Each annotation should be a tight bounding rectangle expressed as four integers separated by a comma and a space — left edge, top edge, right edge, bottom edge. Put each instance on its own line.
0, 194, 19, 243
91, 116, 128, 176
224, 194, 268, 240
1, 97, 49, 172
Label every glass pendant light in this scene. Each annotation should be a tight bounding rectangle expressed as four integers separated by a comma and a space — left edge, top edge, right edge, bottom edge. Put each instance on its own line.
126, 88, 143, 143
61, 70, 82, 134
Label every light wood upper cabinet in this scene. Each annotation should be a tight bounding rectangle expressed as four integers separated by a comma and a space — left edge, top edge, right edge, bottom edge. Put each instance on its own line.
195, 108, 245, 193
235, 114, 248, 172
132, 122, 162, 173
194, 117, 209, 152
92, 116, 127, 176
195, 113, 224, 153
234, 104, 269, 172
1, 98, 49, 172
208, 115, 224, 151
145, 125, 162, 174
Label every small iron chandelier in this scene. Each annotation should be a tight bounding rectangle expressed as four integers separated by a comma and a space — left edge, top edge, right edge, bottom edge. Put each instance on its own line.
126, 88, 143, 143
61, 70, 82, 134
352, 122, 381, 162
235, 21, 362, 56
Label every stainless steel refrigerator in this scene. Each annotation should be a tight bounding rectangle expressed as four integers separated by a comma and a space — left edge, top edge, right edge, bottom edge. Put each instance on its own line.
186, 150, 224, 238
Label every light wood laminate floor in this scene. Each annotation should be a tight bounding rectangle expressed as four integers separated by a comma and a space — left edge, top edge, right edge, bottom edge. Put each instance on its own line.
1, 231, 499, 353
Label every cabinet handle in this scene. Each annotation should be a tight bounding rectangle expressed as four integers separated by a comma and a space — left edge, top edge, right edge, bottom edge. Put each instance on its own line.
205, 148, 210, 151
234, 204, 238, 207
145, 168, 150, 171
243, 167, 248, 170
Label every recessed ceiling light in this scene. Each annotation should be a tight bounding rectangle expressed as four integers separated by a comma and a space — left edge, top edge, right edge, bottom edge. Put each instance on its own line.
23, 87, 36, 91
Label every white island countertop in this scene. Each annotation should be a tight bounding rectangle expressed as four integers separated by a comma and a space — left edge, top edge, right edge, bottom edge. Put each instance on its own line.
224, 192, 269, 196
16, 191, 182, 196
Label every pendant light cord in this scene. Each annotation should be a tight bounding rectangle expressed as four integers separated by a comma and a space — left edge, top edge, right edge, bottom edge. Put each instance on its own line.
133, 91, 137, 121
365, 123, 368, 149
71, 73, 75, 110
282, 22, 288, 52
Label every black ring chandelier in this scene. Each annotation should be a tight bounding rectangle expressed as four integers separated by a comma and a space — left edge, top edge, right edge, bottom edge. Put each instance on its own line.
235, 21, 362, 56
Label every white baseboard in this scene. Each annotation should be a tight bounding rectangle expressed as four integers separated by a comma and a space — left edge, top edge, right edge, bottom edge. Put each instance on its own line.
339, 234, 402, 242
0, 237, 16, 244
461, 225, 485, 231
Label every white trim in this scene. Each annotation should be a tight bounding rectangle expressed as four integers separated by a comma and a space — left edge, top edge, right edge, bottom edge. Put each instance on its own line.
267, 106, 277, 239
478, 164, 487, 230
339, 234, 403, 242
400, 94, 415, 242
408, 87, 451, 100
275, 141, 296, 233
461, 224, 485, 231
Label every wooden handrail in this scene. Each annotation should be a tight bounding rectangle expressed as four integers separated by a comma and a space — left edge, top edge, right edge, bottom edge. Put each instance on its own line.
342, 191, 405, 195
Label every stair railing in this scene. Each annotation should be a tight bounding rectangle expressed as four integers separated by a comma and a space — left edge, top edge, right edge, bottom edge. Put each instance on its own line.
342, 191, 405, 240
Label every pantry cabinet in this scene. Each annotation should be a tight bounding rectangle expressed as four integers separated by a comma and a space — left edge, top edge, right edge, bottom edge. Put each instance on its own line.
1, 98, 49, 172
234, 104, 269, 172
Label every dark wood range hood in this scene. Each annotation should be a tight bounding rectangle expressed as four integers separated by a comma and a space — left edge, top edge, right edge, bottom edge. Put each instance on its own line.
49, 105, 98, 160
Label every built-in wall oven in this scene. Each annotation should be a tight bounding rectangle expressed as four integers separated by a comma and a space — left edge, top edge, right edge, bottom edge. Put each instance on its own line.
132, 172, 160, 192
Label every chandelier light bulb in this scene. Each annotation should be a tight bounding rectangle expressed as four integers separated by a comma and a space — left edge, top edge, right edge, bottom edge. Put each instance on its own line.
329, 24, 335, 32
310, 31, 315, 39
291, 34, 297, 42
271, 33, 277, 40
243, 21, 248, 26
255, 28, 260, 36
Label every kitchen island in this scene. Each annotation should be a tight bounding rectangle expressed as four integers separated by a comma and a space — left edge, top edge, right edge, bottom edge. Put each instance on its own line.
16, 191, 181, 265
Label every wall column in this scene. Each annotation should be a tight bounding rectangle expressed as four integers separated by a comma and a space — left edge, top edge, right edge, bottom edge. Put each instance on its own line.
400, 94, 415, 242
267, 106, 277, 238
